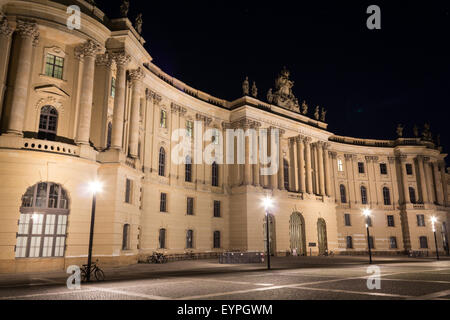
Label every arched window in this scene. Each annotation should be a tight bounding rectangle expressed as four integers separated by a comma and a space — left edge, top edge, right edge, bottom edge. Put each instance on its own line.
16, 182, 69, 258
38, 106, 58, 141
122, 224, 130, 250
283, 159, 290, 190
383, 187, 391, 205
409, 187, 417, 204
106, 122, 112, 148
185, 156, 192, 182
212, 162, 219, 187
360, 186, 368, 204
340, 185, 347, 203
158, 147, 166, 177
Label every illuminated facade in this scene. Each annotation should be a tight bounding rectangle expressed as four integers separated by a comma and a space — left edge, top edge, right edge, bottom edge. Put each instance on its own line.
0, 0, 449, 273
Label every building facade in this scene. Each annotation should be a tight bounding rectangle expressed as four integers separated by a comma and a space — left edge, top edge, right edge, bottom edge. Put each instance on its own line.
0, 0, 449, 273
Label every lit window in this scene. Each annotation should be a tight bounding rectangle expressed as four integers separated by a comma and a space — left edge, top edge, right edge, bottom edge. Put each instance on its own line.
45, 54, 64, 79
160, 110, 167, 128
111, 77, 116, 98
186, 120, 193, 137
337, 159, 344, 172
15, 183, 69, 258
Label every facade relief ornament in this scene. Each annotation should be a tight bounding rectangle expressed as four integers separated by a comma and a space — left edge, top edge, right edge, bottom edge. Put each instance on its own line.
16, 19, 39, 39
271, 67, 300, 113
35, 96, 64, 114
75, 39, 102, 59
231, 117, 261, 130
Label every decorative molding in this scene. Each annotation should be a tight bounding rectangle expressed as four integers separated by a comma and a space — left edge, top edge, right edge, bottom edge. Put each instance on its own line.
74, 39, 102, 60
146, 88, 162, 104
35, 96, 64, 114
196, 113, 213, 126
365, 156, 379, 162
345, 154, 357, 160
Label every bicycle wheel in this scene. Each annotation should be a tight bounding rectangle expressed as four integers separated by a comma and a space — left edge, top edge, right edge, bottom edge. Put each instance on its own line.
95, 268, 105, 281
81, 269, 88, 283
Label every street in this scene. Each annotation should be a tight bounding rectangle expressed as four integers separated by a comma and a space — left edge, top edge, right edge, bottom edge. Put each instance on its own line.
1, 256, 450, 300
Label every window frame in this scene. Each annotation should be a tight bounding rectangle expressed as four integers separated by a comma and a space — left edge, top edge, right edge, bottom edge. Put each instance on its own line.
44, 53, 65, 80
186, 229, 194, 249
417, 214, 426, 227
160, 110, 167, 128
358, 162, 365, 174
360, 186, 368, 204
389, 236, 398, 249
387, 215, 395, 227
406, 163, 413, 175
346, 236, 353, 249
213, 231, 221, 249
212, 162, 219, 187
383, 187, 391, 205
159, 228, 166, 249
213, 200, 221, 218
344, 213, 351, 226
185, 156, 192, 182
187, 197, 194, 216
158, 147, 166, 177
38, 105, 58, 141
380, 163, 388, 175
125, 178, 133, 204
337, 159, 344, 172
340, 184, 347, 203
160, 193, 167, 213
409, 187, 417, 204
419, 236, 428, 249
122, 224, 131, 250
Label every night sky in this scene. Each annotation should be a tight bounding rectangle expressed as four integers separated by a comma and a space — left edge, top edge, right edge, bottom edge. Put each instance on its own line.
96, 0, 449, 164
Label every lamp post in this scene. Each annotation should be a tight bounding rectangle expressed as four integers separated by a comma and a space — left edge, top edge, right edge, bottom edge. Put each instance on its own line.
86, 181, 102, 282
363, 209, 373, 264
431, 217, 440, 261
263, 196, 273, 270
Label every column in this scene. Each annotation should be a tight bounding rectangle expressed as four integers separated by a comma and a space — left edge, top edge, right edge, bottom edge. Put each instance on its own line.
317, 142, 325, 196
297, 137, 306, 193
323, 143, 332, 197
433, 161, 444, 205
399, 156, 410, 204
253, 128, 260, 187
313, 143, 320, 194
417, 156, 429, 203
111, 51, 130, 150
75, 40, 102, 145
128, 68, 144, 158
7, 20, 39, 135
0, 16, 14, 119
289, 137, 298, 192
439, 162, 448, 206
388, 157, 400, 205
424, 158, 435, 204
278, 133, 285, 190
305, 137, 313, 194
244, 125, 252, 185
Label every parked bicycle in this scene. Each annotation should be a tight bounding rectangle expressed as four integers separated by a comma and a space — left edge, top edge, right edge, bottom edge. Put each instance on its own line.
148, 252, 168, 264
80, 260, 105, 282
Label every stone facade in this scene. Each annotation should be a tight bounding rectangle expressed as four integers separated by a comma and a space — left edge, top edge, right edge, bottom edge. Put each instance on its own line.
0, 1, 449, 273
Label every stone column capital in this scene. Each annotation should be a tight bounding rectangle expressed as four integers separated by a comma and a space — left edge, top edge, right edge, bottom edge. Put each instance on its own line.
303, 136, 312, 144
171, 102, 187, 116
111, 50, 131, 66
75, 39, 102, 60
128, 67, 145, 82
0, 16, 14, 37
329, 151, 337, 159
16, 19, 39, 39
95, 53, 113, 67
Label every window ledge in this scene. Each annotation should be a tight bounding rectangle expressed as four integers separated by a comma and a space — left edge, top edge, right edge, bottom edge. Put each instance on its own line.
39, 73, 68, 84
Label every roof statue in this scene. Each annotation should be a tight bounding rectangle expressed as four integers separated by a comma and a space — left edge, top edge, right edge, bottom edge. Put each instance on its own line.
314, 106, 320, 120
321, 108, 327, 122
422, 123, 432, 141
251, 81, 258, 98
271, 67, 300, 113
413, 124, 419, 137
242, 76, 249, 96
396, 124, 404, 138
301, 100, 308, 115
120, 0, 130, 18
135, 13, 143, 34
267, 88, 274, 103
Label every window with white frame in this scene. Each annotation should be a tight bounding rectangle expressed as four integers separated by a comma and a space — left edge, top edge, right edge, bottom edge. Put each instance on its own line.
16, 183, 69, 258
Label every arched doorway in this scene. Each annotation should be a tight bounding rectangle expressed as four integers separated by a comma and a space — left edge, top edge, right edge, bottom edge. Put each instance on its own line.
290, 212, 306, 256
317, 218, 328, 255
16, 182, 70, 258
263, 214, 276, 256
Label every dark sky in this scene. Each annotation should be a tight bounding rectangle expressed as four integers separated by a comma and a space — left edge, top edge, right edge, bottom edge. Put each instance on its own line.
96, 0, 450, 163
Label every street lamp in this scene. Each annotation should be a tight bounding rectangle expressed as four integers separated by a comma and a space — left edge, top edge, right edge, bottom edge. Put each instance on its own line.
263, 196, 273, 270
86, 180, 103, 281
431, 216, 440, 261
363, 209, 373, 264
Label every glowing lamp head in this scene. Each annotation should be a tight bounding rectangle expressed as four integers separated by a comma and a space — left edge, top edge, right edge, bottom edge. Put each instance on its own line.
89, 180, 103, 194
431, 216, 437, 224
263, 196, 273, 211
363, 209, 371, 217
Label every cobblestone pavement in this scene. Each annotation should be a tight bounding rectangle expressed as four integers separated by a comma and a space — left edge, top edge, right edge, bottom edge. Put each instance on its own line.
1, 256, 449, 300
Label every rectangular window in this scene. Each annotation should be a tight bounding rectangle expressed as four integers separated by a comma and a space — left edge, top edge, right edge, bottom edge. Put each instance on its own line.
390, 237, 398, 249
406, 164, 413, 175
111, 77, 116, 98
187, 197, 194, 215
54, 237, 65, 257
358, 162, 365, 174
346, 236, 353, 249
419, 236, 428, 249
337, 159, 344, 172
186, 120, 193, 137
160, 110, 167, 128
45, 54, 64, 79
125, 179, 132, 204
214, 201, 221, 218
15, 236, 28, 258
160, 193, 167, 212
159, 229, 166, 249
186, 230, 194, 249
213, 231, 221, 249
380, 163, 388, 175
344, 214, 351, 226
212, 129, 220, 145
417, 214, 426, 227
387, 215, 395, 227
